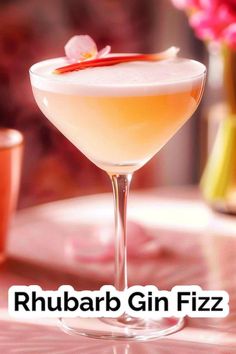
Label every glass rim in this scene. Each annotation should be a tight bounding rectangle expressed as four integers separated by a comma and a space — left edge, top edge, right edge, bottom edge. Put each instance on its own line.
29, 56, 207, 91
0, 128, 24, 150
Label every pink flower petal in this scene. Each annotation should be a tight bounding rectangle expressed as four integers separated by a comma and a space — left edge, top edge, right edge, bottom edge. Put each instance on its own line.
64, 35, 98, 62
190, 4, 236, 41
172, 0, 236, 46
223, 23, 236, 49
97, 45, 111, 58
171, 0, 201, 10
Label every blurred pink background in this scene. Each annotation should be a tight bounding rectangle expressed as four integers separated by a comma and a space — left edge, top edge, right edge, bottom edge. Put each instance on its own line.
0, 0, 206, 208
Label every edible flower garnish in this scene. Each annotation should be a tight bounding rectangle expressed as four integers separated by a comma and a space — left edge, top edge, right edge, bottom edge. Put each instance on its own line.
54, 35, 179, 74
64, 35, 111, 62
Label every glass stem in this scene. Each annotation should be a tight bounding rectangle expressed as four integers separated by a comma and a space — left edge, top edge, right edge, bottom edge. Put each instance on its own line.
110, 173, 132, 291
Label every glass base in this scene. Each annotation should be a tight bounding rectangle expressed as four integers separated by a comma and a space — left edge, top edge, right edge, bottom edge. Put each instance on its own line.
59, 316, 184, 341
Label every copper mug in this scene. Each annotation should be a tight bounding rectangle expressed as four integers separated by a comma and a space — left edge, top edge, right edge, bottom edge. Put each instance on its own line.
0, 129, 23, 262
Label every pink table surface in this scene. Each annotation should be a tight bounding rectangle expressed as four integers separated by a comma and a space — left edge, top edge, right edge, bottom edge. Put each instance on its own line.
1, 186, 236, 353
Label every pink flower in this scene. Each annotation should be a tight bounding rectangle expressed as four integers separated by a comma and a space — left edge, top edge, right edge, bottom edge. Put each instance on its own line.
64, 35, 111, 62
172, 0, 236, 49
171, 0, 197, 10
172, 0, 236, 11
190, 4, 236, 41
223, 23, 236, 48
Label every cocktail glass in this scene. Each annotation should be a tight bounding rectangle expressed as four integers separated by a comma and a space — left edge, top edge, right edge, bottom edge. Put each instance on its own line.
29, 56, 206, 340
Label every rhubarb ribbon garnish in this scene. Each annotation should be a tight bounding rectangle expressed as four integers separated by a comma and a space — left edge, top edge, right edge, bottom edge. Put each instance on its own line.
54, 36, 179, 74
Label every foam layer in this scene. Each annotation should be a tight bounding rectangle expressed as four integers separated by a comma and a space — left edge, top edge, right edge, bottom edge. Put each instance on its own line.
30, 56, 206, 96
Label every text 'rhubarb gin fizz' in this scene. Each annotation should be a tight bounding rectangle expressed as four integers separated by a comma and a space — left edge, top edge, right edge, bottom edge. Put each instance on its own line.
30, 56, 205, 173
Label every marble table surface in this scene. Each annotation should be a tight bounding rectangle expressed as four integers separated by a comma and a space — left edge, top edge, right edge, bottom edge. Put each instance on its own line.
1, 187, 236, 353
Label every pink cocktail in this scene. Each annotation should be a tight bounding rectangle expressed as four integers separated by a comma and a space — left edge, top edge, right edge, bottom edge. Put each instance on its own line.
30, 51, 206, 340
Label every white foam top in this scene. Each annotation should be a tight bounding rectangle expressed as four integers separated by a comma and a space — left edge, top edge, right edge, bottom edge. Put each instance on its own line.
30, 56, 206, 96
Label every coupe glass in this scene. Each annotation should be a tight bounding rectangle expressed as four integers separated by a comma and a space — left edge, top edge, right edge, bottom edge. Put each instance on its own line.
29, 56, 206, 340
